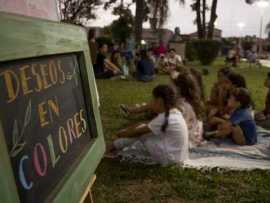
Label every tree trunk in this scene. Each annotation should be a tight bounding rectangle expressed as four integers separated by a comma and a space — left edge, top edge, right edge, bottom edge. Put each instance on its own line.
195, 0, 203, 39
135, 0, 145, 44
202, 0, 206, 39
207, 0, 218, 39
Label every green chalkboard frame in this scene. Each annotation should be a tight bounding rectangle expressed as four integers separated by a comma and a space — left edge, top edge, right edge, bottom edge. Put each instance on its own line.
0, 12, 105, 203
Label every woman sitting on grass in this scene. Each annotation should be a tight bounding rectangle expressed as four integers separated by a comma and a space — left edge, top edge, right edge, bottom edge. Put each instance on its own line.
94, 43, 122, 79
135, 49, 155, 82
120, 71, 205, 147
207, 88, 257, 146
110, 50, 123, 70
110, 85, 189, 166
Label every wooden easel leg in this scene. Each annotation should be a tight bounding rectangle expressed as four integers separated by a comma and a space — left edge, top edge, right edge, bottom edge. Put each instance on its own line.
88, 190, 94, 203
79, 175, 96, 203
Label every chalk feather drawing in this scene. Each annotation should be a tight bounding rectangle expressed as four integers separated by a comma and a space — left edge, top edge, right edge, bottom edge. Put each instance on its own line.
10, 100, 32, 158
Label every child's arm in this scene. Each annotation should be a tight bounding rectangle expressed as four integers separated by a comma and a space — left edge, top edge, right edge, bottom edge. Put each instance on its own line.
115, 123, 151, 139
209, 116, 227, 126
105, 59, 121, 73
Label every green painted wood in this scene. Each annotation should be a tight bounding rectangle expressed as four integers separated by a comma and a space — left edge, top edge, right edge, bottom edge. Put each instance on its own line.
0, 12, 105, 203
0, 122, 20, 203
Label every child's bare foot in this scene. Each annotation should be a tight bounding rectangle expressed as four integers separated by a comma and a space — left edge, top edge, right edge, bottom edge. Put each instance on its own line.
104, 144, 118, 159
104, 151, 118, 159
255, 112, 266, 121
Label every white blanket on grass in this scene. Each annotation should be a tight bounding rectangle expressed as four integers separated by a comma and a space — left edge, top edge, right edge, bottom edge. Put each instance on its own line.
184, 128, 270, 170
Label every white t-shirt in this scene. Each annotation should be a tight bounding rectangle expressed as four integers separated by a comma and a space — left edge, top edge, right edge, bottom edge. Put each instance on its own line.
168, 55, 182, 65
146, 109, 189, 165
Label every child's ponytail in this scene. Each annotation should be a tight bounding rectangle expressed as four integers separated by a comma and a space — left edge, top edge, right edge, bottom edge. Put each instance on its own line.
152, 85, 176, 132
161, 109, 170, 132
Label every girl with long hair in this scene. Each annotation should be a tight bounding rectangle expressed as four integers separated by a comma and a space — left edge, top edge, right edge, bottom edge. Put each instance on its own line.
110, 85, 189, 165
172, 72, 205, 146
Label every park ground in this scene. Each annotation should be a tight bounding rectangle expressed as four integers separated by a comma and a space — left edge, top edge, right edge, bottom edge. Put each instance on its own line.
92, 59, 270, 203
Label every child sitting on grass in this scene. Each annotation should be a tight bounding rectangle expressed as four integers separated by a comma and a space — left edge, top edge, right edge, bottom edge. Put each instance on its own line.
208, 67, 232, 109
110, 85, 189, 166
120, 70, 205, 147
255, 72, 270, 122
207, 88, 257, 146
207, 71, 247, 121
173, 72, 205, 147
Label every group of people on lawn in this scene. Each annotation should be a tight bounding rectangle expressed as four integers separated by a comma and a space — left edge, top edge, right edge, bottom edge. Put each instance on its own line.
88, 30, 270, 166
88, 29, 183, 81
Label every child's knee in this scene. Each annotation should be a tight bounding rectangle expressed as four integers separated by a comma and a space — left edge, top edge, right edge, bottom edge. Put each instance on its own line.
232, 126, 246, 145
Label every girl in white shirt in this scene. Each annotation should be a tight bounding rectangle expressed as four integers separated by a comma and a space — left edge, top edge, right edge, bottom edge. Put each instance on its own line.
111, 85, 189, 166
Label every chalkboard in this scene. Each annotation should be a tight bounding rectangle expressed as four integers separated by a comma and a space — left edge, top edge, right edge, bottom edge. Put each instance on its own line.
0, 54, 93, 203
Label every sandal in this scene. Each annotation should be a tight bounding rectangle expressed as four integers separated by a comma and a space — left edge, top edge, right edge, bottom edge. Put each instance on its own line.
120, 104, 130, 117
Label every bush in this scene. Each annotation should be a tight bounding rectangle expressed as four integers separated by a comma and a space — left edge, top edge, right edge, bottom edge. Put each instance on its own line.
185, 41, 197, 61
192, 40, 221, 65
96, 36, 113, 47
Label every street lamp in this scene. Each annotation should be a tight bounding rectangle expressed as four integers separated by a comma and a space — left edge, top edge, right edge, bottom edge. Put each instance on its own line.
236, 22, 246, 56
237, 22, 246, 36
256, 0, 269, 56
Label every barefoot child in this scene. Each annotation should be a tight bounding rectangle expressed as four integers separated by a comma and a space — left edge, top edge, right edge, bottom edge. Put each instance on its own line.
207, 88, 257, 146
110, 85, 189, 165
120, 71, 204, 147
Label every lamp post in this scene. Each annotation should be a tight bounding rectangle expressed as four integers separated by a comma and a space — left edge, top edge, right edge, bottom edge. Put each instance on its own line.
237, 22, 246, 55
256, 0, 269, 56
237, 22, 246, 37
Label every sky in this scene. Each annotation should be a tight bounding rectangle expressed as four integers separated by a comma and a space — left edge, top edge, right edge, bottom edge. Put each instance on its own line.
87, 0, 270, 38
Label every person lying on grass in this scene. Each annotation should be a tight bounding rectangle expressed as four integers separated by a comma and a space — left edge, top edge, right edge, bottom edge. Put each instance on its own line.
255, 72, 270, 121
206, 88, 257, 146
120, 71, 205, 147
109, 85, 189, 166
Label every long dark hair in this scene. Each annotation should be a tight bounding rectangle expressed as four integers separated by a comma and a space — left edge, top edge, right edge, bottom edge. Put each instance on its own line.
152, 85, 176, 132
231, 88, 252, 109
110, 50, 120, 65
190, 67, 205, 101
173, 72, 205, 120
228, 72, 247, 88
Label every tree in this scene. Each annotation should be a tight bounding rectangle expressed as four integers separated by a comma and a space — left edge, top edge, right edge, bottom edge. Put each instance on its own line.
267, 23, 270, 39
134, 0, 148, 44
191, 0, 208, 39
58, 0, 102, 24
106, 0, 185, 44
207, 0, 218, 39
202, 0, 207, 38
110, 4, 134, 43
191, 0, 203, 39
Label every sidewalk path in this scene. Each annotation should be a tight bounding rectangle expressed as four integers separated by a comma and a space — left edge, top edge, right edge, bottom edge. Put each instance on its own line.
260, 60, 270, 68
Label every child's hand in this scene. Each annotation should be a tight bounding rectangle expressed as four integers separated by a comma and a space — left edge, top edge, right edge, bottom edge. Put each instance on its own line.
223, 114, 230, 120
208, 108, 218, 118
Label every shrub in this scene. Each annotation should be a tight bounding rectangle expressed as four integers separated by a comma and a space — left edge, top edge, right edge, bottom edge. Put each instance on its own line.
192, 40, 221, 65
185, 41, 197, 61
96, 36, 113, 47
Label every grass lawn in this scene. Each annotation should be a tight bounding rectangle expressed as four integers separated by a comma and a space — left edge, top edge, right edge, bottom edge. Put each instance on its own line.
93, 59, 270, 203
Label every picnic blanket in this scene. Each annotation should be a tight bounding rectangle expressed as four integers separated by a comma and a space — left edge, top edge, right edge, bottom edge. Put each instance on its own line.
184, 127, 270, 170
